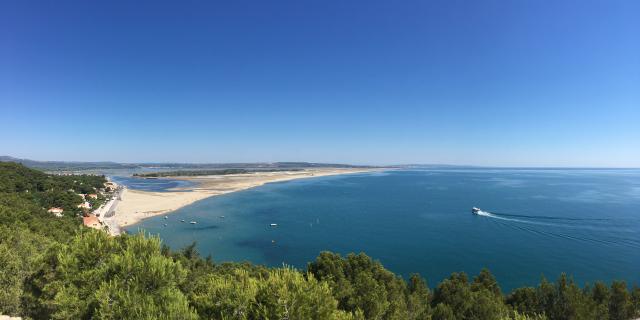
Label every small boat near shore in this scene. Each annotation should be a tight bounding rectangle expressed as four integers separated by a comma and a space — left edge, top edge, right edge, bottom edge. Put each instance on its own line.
190, 221, 197, 224
270, 223, 278, 227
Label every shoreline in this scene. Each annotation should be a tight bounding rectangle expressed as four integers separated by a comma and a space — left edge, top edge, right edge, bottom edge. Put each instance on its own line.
109, 168, 385, 234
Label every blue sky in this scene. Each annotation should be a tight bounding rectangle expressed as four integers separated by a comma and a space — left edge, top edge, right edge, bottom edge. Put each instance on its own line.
1, 0, 639, 166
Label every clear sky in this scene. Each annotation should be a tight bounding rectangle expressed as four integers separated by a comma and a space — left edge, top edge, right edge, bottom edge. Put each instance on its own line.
1, 0, 639, 166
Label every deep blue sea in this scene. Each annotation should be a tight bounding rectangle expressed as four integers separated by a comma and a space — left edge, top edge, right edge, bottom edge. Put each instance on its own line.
128, 169, 640, 292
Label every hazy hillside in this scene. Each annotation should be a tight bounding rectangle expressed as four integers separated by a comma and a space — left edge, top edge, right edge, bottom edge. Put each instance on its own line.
0, 156, 135, 171
0, 156, 375, 172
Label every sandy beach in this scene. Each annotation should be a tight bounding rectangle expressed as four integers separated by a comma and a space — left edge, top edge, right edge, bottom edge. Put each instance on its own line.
111, 168, 380, 232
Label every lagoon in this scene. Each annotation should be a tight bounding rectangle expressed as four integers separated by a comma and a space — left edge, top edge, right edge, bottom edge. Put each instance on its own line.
109, 175, 196, 192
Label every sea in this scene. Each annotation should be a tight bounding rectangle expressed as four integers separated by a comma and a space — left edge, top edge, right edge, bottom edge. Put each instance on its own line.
124, 169, 640, 292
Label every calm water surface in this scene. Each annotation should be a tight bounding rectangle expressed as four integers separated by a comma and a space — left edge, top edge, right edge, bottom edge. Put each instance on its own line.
128, 169, 640, 291
110, 175, 195, 192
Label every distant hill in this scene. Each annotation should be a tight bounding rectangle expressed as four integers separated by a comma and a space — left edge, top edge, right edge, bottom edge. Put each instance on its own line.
0, 156, 136, 171
0, 156, 376, 172
135, 161, 376, 169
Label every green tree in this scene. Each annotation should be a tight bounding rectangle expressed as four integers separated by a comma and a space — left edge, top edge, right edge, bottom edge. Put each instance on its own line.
432, 303, 454, 320
609, 281, 633, 320
631, 286, 640, 318
255, 268, 351, 320
544, 274, 598, 320
28, 231, 197, 319
307, 251, 410, 319
407, 274, 431, 319
589, 281, 611, 319
433, 271, 509, 320
0, 225, 54, 316
507, 287, 540, 316
433, 272, 472, 318
189, 268, 260, 319
189, 264, 359, 319
591, 281, 611, 305
472, 268, 502, 298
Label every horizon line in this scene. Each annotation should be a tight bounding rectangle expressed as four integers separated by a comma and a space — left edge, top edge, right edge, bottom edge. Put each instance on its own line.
2, 155, 639, 170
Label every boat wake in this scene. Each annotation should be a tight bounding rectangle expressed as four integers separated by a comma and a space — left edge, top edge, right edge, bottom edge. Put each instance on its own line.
474, 209, 607, 227
473, 208, 640, 249
488, 211, 609, 221
474, 209, 523, 222
492, 218, 640, 249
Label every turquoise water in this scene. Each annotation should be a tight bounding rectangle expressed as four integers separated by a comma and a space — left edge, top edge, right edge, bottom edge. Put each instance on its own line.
128, 169, 640, 291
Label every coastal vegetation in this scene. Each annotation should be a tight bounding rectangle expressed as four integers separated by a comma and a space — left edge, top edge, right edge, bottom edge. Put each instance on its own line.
1, 163, 639, 319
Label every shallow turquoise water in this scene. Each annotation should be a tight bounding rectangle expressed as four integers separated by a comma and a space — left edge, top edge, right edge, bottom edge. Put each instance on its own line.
128, 169, 640, 291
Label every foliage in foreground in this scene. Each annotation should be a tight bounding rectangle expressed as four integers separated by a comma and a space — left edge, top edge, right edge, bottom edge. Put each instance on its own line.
1, 162, 640, 320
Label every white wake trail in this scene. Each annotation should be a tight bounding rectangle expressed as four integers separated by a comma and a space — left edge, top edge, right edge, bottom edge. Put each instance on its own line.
475, 210, 571, 227
476, 210, 539, 224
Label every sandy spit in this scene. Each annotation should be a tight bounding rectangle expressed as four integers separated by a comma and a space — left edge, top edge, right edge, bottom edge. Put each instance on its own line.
113, 168, 383, 230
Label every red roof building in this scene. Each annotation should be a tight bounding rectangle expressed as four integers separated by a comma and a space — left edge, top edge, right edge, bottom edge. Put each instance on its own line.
83, 215, 102, 230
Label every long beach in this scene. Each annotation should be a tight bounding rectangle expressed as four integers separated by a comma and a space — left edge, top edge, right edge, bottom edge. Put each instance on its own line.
110, 168, 380, 233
